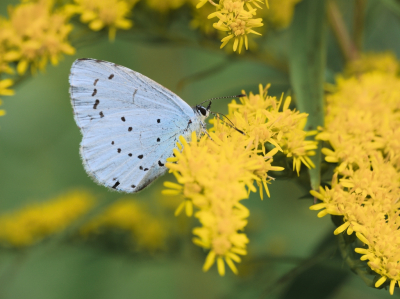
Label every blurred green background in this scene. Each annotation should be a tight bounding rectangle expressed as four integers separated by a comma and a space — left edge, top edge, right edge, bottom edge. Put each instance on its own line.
0, 0, 399, 298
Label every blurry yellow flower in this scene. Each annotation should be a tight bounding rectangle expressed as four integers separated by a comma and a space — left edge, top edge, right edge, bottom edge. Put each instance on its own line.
262, 0, 301, 28
66, 0, 137, 40
81, 198, 169, 252
0, 19, 15, 75
0, 79, 14, 117
3, 0, 75, 75
145, 0, 186, 12
344, 52, 399, 77
189, 0, 216, 35
310, 67, 400, 294
0, 190, 94, 247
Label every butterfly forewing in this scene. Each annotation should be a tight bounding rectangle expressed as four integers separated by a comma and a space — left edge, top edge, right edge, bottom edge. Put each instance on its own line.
69, 58, 194, 133
69, 58, 197, 192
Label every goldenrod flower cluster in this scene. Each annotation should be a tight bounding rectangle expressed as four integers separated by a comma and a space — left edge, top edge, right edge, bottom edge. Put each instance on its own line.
65, 0, 137, 40
344, 52, 399, 77
81, 198, 169, 252
0, 0, 76, 115
2, 0, 75, 75
196, 0, 266, 53
227, 85, 317, 174
309, 62, 400, 294
0, 190, 94, 247
163, 84, 315, 275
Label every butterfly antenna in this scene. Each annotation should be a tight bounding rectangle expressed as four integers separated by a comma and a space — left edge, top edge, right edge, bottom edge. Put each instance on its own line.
198, 94, 246, 106
210, 111, 246, 135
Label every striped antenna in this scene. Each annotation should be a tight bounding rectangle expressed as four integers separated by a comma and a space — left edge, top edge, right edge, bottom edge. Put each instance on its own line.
197, 94, 245, 106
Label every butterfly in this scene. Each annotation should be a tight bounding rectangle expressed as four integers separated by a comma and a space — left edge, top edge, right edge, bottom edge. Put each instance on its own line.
69, 58, 212, 193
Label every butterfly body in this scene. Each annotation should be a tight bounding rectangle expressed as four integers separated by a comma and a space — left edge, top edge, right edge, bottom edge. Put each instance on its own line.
69, 58, 208, 192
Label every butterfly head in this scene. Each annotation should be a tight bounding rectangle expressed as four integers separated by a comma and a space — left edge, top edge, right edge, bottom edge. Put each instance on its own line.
195, 102, 211, 120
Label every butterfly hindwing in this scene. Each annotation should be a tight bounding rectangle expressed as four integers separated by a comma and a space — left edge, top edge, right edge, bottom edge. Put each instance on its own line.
80, 109, 191, 192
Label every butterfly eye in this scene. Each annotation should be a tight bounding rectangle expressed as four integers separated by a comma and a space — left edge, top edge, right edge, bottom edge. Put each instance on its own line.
197, 106, 208, 116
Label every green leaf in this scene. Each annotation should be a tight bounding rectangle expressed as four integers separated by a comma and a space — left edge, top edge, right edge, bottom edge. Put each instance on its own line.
288, 0, 327, 190
380, 0, 400, 17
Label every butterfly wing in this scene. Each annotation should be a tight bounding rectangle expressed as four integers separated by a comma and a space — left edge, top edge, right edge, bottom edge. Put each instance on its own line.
69, 58, 197, 192
69, 58, 194, 133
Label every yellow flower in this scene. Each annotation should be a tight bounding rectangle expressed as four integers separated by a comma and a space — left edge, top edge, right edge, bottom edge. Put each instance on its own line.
310, 66, 400, 294
344, 52, 399, 77
198, 0, 266, 53
3, 0, 75, 75
66, 0, 137, 40
163, 131, 280, 275
0, 190, 94, 247
163, 83, 315, 275
81, 198, 169, 252
227, 84, 317, 174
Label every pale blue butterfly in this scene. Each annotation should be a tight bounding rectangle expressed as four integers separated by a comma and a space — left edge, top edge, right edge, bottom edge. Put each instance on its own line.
69, 58, 211, 193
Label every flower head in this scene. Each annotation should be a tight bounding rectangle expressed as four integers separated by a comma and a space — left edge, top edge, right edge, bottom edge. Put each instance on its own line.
197, 0, 266, 53
310, 66, 400, 294
3, 0, 75, 74
66, 0, 136, 40
163, 83, 315, 275
0, 190, 94, 247
81, 198, 169, 252
344, 52, 399, 77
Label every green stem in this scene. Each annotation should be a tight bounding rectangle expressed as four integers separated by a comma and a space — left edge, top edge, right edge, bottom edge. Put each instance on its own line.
327, 0, 359, 62
354, 0, 366, 51
288, 0, 327, 191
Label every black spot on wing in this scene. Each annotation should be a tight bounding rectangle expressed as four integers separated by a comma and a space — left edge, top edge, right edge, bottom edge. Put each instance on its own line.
112, 181, 120, 189
94, 79, 99, 86
158, 161, 164, 167
99, 111, 104, 118
131, 185, 136, 188
139, 166, 143, 170
157, 119, 160, 123
138, 155, 143, 159
93, 99, 99, 109
157, 138, 160, 142
128, 127, 132, 132
128, 153, 132, 157
92, 89, 97, 96
121, 117, 125, 122
111, 141, 114, 145
118, 148, 121, 153
144, 168, 149, 171
108, 74, 114, 79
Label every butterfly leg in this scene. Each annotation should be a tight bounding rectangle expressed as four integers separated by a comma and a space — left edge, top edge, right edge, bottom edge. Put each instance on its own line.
200, 121, 213, 141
